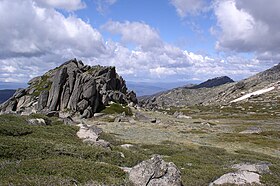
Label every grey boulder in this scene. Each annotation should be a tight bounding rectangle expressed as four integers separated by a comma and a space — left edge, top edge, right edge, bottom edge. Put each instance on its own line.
129, 155, 182, 186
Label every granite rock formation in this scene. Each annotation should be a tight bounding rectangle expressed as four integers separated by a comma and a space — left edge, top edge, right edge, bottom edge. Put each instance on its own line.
0, 59, 137, 118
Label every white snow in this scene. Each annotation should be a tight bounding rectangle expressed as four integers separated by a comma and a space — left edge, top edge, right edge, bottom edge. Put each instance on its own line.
230, 86, 275, 103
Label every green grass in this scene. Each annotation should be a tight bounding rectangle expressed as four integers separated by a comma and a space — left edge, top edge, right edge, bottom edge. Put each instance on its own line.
101, 103, 132, 116
0, 114, 143, 185
135, 143, 280, 186
0, 114, 279, 185
217, 133, 280, 149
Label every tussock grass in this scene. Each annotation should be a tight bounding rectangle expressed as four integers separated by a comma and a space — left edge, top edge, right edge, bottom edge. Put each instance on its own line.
101, 103, 132, 116
0, 114, 139, 185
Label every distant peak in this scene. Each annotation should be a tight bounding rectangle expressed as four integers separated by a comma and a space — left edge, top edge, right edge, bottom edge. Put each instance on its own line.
190, 76, 234, 89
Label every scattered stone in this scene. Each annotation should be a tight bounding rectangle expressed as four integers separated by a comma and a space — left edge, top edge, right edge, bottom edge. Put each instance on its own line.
239, 127, 262, 134
93, 113, 105, 117
62, 116, 76, 125
129, 155, 182, 186
114, 114, 129, 122
173, 111, 192, 119
209, 162, 270, 186
120, 167, 132, 173
76, 124, 99, 141
120, 144, 134, 149
27, 118, 46, 126
76, 124, 110, 149
210, 171, 260, 185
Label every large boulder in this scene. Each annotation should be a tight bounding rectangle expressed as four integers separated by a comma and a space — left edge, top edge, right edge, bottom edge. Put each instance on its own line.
0, 59, 138, 118
129, 155, 182, 186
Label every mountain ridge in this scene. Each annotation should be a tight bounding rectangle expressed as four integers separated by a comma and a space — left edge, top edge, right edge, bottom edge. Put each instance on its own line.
140, 63, 280, 109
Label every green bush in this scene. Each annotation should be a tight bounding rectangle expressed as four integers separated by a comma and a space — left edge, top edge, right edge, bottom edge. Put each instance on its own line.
0, 115, 32, 136
102, 103, 132, 116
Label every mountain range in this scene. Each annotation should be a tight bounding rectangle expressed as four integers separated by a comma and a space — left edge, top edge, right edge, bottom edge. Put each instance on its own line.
140, 63, 280, 109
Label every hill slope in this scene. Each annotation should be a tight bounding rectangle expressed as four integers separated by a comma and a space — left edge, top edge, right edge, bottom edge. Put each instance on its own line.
141, 63, 280, 109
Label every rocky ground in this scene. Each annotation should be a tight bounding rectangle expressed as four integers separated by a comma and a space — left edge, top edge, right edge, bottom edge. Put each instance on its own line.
1, 100, 280, 185
79, 100, 280, 185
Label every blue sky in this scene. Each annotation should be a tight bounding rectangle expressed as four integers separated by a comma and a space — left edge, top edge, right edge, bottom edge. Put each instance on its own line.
0, 0, 279, 87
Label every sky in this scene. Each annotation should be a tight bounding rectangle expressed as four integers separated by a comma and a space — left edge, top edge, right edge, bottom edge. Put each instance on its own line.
0, 0, 280, 87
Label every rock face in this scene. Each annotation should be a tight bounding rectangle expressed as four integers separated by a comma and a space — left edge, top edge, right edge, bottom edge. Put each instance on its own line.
0, 59, 137, 118
129, 155, 182, 186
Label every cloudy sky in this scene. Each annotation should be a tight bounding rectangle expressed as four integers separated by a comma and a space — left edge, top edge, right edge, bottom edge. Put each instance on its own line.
0, 0, 279, 87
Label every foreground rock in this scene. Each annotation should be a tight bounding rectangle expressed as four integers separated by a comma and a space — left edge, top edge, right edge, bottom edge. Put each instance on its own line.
76, 124, 110, 149
129, 155, 182, 186
209, 163, 270, 186
0, 59, 137, 118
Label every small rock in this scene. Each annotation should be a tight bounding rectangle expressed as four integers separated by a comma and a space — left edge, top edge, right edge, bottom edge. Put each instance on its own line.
62, 116, 76, 125
120, 167, 132, 173
93, 113, 105, 117
120, 144, 134, 149
95, 139, 111, 149
27, 118, 46, 126
239, 127, 262, 134
209, 162, 270, 186
114, 116, 129, 122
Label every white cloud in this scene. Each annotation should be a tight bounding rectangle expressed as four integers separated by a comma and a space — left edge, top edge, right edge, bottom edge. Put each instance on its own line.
34, 0, 86, 11
170, 0, 207, 17
0, 0, 270, 86
0, 0, 105, 59
213, 0, 280, 55
0, 0, 105, 83
102, 21, 162, 48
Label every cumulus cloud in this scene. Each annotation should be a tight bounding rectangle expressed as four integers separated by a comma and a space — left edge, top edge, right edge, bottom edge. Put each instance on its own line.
0, 0, 105, 59
34, 0, 86, 11
102, 21, 162, 48
213, 0, 280, 55
0, 0, 267, 85
170, 0, 208, 17
0, 0, 105, 82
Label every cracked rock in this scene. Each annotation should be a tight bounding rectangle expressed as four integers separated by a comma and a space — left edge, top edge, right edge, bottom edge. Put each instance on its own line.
129, 155, 182, 186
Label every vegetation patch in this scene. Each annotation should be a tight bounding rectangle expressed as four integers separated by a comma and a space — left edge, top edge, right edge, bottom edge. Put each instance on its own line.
101, 103, 132, 116
217, 133, 280, 149
0, 114, 142, 185
31, 75, 52, 97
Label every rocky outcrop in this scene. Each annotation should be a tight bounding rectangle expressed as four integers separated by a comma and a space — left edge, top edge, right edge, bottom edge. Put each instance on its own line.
0, 59, 137, 118
129, 155, 182, 186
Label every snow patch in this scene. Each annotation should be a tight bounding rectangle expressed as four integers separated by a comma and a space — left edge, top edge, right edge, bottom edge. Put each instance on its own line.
230, 86, 275, 103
